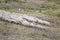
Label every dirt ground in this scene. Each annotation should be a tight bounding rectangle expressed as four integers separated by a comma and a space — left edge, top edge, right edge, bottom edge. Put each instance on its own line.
0, 17, 60, 40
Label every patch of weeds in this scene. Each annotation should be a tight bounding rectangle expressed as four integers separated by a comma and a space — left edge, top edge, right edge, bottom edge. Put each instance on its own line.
51, 23, 58, 28
55, 13, 60, 18
42, 33, 48, 38
52, 36, 60, 40
47, 0, 60, 2
17, 0, 26, 3
25, 8, 39, 12
39, 4, 58, 12
56, 2, 60, 4
42, 10, 53, 16
0, 6, 11, 10
47, 0, 60, 4
25, 4, 58, 13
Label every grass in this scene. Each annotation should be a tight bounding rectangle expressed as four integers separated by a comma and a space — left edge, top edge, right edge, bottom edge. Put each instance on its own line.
0, 0, 26, 3
47, 0, 60, 4
52, 36, 60, 40
55, 13, 60, 17
42, 10, 60, 18
0, 6, 12, 10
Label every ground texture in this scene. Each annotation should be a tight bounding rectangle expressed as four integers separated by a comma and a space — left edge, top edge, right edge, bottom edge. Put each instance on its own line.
0, 0, 60, 40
